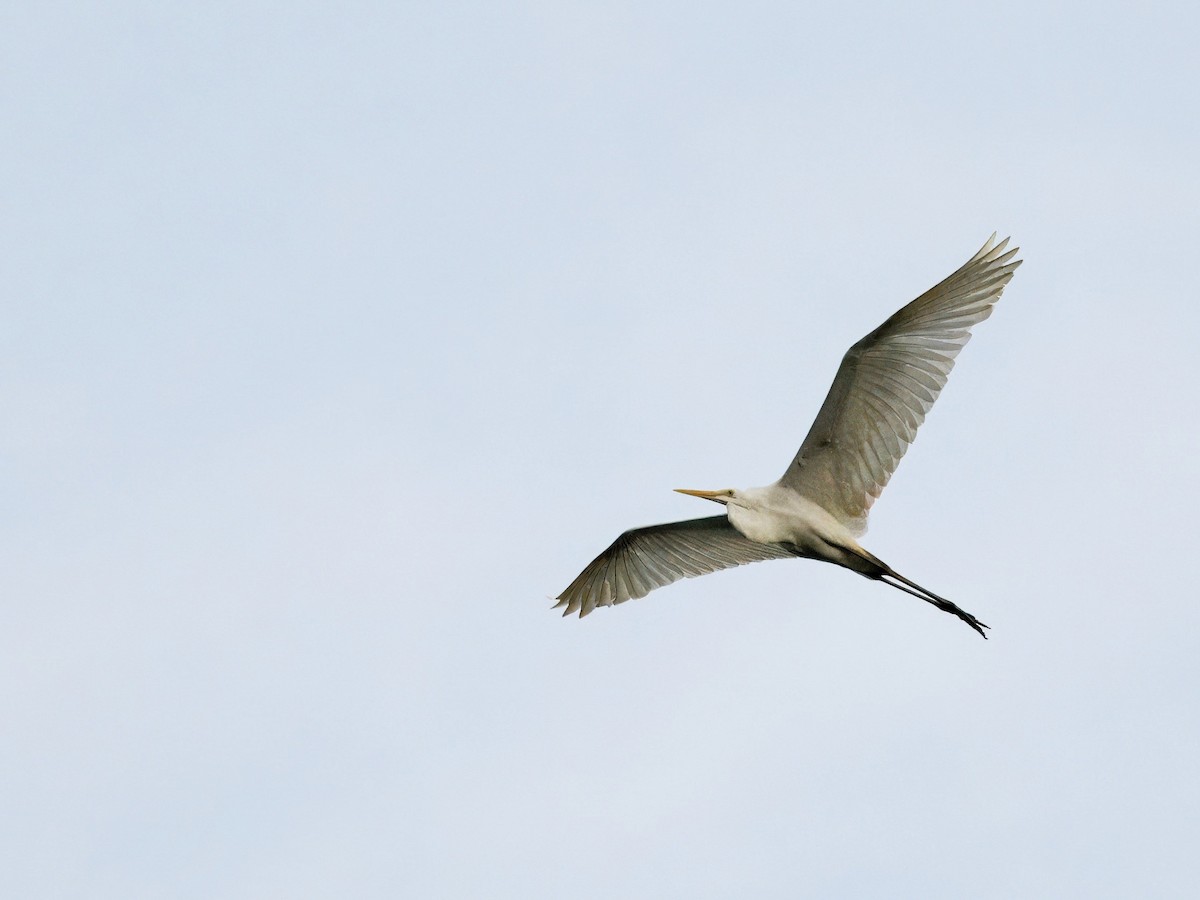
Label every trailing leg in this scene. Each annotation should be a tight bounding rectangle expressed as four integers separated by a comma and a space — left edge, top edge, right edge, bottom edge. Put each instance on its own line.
877, 570, 989, 638
836, 542, 989, 638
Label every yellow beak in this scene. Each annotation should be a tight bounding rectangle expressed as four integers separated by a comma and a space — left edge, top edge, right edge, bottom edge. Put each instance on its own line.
674, 488, 728, 503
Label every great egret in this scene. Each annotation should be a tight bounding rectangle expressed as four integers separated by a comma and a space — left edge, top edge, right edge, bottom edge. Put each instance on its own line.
555, 235, 1021, 637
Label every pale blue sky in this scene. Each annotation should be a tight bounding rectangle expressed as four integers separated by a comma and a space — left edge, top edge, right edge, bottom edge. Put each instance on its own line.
4, 2, 1199, 897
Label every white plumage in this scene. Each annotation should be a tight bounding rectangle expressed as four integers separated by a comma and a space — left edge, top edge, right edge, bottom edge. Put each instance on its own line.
556, 235, 1021, 637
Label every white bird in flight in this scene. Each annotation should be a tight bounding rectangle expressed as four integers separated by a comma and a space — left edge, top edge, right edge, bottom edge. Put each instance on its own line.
555, 235, 1021, 637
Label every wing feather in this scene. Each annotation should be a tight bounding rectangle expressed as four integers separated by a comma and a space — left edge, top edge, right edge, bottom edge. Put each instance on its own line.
555, 516, 797, 617
780, 235, 1021, 534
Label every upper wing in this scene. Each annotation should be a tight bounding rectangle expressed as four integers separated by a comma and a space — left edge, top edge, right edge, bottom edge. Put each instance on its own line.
555, 516, 797, 617
780, 234, 1021, 534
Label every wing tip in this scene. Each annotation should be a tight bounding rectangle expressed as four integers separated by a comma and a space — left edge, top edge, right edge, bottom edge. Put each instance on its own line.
553, 593, 582, 617
978, 233, 1022, 268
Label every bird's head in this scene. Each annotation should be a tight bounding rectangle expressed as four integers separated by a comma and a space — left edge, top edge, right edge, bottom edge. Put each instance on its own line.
674, 488, 737, 506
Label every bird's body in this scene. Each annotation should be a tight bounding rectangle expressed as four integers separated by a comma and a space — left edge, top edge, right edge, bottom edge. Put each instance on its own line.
722, 486, 877, 581
556, 235, 1021, 637
724, 487, 849, 551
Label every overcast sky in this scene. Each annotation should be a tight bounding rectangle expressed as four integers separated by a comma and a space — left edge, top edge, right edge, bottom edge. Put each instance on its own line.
4, 2, 1200, 897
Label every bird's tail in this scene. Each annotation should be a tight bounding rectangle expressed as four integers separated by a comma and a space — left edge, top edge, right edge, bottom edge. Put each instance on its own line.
847, 545, 989, 639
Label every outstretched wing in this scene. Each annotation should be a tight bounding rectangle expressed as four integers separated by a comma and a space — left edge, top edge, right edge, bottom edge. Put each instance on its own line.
780, 234, 1021, 534
555, 516, 797, 617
